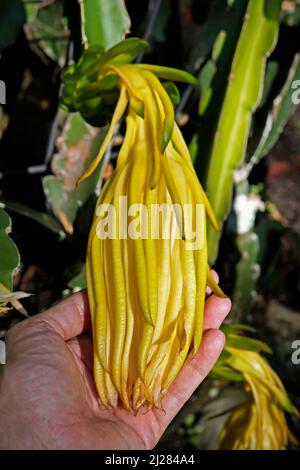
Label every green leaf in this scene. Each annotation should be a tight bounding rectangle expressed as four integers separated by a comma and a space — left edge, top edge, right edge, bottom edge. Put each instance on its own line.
74, 75, 118, 101
24, 0, 67, 65
204, 0, 281, 264
162, 82, 180, 105
43, 113, 107, 234
61, 39, 148, 118
225, 334, 273, 354
258, 60, 279, 108
0, 0, 25, 48
135, 64, 199, 86
80, 0, 131, 49
216, 349, 232, 363
184, 414, 196, 427
199, 60, 217, 96
68, 264, 87, 291
212, 30, 227, 62
78, 39, 148, 78
249, 54, 300, 167
210, 364, 244, 382
190, 0, 248, 174
0, 199, 65, 237
202, 0, 242, 60
100, 38, 148, 65
0, 208, 20, 291
221, 323, 256, 334
189, 425, 203, 435
198, 60, 217, 115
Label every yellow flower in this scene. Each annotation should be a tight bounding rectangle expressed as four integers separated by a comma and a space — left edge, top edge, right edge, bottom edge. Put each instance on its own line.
217, 347, 299, 450
77, 48, 225, 411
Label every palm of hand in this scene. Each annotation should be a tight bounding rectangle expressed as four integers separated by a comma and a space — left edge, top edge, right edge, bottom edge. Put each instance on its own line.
0, 289, 230, 450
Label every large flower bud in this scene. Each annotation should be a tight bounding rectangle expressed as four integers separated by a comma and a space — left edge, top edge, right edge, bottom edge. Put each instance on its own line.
77, 56, 225, 411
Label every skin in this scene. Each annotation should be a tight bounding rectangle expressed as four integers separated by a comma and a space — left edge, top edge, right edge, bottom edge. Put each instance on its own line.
0, 274, 231, 450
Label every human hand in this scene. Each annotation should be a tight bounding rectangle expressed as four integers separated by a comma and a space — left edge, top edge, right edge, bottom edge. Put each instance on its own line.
0, 277, 231, 450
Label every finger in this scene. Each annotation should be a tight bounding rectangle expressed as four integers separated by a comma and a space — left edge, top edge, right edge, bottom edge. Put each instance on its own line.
156, 329, 225, 431
39, 290, 91, 340
204, 295, 231, 331
29, 290, 91, 341
205, 269, 219, 296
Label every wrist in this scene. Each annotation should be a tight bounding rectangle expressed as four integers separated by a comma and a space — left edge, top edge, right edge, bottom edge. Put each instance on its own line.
0, 367, 37, 449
